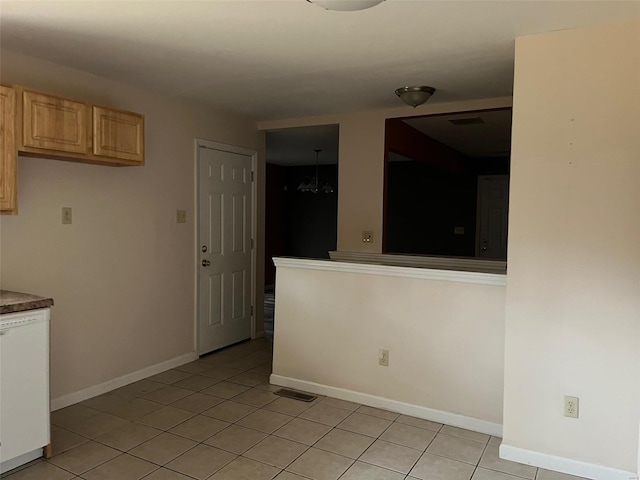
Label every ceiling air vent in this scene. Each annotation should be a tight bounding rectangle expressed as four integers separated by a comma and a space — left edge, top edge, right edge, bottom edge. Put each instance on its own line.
448, 117, 484, 126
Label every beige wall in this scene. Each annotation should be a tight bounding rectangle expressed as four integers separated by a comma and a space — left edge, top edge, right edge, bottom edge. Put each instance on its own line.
258, 97, 512, 253
0, 51, 264, 400
272, 261, 506, 426
504, 21, 640, 472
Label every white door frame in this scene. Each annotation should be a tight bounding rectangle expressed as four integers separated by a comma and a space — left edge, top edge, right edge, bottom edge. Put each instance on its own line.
194, 138, 258, 356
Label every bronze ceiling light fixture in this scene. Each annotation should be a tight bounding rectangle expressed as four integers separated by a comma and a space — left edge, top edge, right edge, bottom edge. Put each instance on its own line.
306, 0, 386, 11
395, 86, 436, 108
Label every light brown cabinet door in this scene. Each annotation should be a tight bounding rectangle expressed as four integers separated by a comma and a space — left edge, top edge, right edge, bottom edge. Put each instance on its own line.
93, 106, 144, 163
22, 90, 88, 154
0, 86, 17, 212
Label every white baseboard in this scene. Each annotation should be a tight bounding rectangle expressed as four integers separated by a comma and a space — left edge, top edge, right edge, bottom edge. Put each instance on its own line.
254, 330, 266, 339
269, 374, 502, 437
51, 352, 198, 411
500, 444, 638, 480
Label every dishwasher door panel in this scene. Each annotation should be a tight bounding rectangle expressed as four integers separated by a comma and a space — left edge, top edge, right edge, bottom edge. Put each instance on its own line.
0, 309, 50, 466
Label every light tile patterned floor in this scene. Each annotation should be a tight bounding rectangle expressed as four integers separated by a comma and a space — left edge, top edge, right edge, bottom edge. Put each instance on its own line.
3, 338, 588, 480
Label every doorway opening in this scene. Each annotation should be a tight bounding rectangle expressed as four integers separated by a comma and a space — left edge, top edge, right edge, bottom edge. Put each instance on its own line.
264, 124, 339, 338
384, 108, 511, 260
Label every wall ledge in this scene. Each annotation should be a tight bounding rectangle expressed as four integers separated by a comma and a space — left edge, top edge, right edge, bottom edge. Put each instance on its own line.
499, 444, 638, 480
273, 257, 507, 286
270, 374, 503, 437
329, 250, 506, 274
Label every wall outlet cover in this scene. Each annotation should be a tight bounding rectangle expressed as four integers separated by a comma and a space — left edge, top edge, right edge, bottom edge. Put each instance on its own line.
379, 349, 389, 367
564, 395, 579, 418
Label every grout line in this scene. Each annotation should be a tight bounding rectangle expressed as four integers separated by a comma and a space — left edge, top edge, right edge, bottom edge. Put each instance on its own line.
21, 340, 532, 480
469, 438, 491, 480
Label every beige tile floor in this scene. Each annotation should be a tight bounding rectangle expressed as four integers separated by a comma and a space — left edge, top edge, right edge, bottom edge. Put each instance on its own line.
3, 338, 588, 480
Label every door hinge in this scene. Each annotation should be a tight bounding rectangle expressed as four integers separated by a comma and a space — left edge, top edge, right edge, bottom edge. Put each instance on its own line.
250, 305, 254, 315
251, 171, 254, 182
251, 238, 254, 249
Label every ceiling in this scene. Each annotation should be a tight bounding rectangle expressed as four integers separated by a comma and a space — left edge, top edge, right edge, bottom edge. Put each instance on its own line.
403, 109, 513, 158
266, 125, 339, 166
1, 1, 638, 122
267, 109, 512, 166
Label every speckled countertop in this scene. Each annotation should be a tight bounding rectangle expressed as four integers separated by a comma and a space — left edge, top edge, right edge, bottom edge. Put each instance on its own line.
0, 290, 54, 315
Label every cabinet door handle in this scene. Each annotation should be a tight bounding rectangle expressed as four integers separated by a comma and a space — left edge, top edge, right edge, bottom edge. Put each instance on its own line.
202, 260, 211, 267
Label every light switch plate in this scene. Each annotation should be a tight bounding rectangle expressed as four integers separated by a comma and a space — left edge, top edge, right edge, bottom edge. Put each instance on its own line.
176, 210, 187, 223
61, 207, 72, 225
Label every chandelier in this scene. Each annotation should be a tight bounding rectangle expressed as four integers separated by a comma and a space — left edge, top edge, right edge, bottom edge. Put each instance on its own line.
297, 149, 335, 194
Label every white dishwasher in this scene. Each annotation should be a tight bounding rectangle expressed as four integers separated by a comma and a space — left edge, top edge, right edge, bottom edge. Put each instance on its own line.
0, 308, 50, 473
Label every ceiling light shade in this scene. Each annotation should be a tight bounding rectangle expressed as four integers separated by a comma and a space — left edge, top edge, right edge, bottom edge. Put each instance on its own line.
395, 86, 436, 108
306, 0, 385, 11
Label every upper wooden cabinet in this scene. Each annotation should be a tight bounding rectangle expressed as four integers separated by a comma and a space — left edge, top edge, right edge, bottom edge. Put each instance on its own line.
0, 86, 17, 213
22, 90, 89, 154
92, 106, 144, 163
16, 86, 144, 166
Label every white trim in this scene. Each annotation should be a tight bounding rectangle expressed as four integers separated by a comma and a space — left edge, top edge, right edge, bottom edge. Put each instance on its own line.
270, 374, 502, 437
329, 251, 506, 274
273, 257, 507, 287
500, 444, 638, 480
1, 448, 43, 474
194, 138, 258, 352
50, 352, 197, 411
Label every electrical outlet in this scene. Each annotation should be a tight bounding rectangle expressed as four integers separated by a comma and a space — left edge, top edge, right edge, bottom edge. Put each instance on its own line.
378, 349, 389, 367
61, 207, 72, 225
176, 209, 187, 223
362, 231, 373, 243
564, 396, 579, 418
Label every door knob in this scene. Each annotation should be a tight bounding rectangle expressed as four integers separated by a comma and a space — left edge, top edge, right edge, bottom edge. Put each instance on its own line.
201, 245, 208, 253
202, 260, 211, 267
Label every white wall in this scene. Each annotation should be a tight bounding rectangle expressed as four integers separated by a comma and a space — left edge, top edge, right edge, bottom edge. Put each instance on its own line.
0, 51, 264, 401
272, 258, 506, 432
503, 21, 640, 476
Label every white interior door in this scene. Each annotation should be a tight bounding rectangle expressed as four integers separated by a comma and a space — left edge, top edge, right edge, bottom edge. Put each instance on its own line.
476, 174, 510, 259
198, 144, 254, 355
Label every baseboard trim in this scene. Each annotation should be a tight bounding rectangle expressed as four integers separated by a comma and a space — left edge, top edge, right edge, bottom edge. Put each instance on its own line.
51, 352, 198, 411
269, 374, 502, 437
500, 444, 638, 480
254, 330, 266, 339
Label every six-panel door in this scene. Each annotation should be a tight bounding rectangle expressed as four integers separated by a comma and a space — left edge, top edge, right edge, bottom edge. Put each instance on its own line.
198, 146, 253, 354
